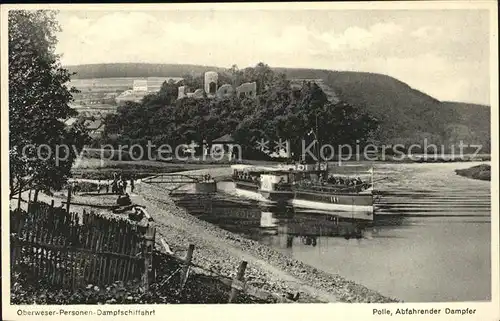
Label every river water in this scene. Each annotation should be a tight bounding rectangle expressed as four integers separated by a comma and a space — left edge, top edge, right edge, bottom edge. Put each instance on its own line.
173, 162, 491, 302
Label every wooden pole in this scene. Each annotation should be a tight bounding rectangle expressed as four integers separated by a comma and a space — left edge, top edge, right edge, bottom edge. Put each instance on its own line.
33, 189, 39, 203
66, 185, 72, 214
142, 226, 156, 291
17, 183, 22, 210
179, 244, 195, 290
160, 237, 174, 255
27, 187, 33, 211
50, 200, 55, 208
228, 260, 248, 303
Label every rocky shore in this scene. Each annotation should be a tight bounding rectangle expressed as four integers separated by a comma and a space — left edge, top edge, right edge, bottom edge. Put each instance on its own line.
135, 167, 399, 303
455, 164, 491, 181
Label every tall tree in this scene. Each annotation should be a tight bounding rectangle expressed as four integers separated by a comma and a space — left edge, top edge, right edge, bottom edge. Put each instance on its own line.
9, 10, 89, 198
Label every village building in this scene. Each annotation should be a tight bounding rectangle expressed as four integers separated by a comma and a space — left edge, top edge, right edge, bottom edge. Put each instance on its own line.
210, 134, 238, 160
83, 118, 105, 139
115, 90, 149, 104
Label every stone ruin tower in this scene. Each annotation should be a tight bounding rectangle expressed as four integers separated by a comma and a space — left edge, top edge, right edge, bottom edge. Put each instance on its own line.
204, 71, 218, 97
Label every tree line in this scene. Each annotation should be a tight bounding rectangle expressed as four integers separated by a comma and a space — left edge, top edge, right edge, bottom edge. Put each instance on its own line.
100, 63, 380, 161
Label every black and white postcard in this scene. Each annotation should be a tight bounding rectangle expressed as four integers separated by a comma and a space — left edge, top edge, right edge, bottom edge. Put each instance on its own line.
1, 2, 498, 321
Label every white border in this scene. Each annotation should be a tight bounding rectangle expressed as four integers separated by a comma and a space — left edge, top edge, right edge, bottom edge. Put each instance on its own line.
1, 2, 498, 321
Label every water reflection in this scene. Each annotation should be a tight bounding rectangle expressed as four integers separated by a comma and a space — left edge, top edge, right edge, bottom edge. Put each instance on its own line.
173, 193, 370, 247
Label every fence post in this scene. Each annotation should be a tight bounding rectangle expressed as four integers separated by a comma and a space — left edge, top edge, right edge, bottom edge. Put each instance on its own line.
228, 260, 248, 303
66, 185, 72, 214
179, 244, 195, 291
50, 200, 55, 208
10, 236, 17, 268
142, 226, 156, 291
33, 189, 39, 203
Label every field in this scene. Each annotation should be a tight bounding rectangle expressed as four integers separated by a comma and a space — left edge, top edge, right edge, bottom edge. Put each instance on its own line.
69, 77, 183, 91
67, 77, 182, 109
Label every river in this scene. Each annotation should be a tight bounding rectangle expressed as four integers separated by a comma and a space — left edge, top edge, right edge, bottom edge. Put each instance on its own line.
172, 162, 491, 302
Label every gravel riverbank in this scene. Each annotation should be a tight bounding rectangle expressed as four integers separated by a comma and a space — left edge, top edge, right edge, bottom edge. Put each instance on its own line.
135, 167, 399, 303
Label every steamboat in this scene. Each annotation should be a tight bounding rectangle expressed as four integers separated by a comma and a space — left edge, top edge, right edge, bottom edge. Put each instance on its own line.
231, 162, 374, 221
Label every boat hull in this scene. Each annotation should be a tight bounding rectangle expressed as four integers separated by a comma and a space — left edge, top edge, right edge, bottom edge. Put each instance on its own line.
290, 198, 373, 221
234, 181, 259, 193
232, 184, 374, 221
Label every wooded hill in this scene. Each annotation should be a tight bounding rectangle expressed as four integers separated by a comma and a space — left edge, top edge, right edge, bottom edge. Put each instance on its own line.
67, 63, 491, 151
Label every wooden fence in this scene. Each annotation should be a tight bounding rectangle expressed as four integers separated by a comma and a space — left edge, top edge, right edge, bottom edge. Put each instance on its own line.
10, 202, 156, 291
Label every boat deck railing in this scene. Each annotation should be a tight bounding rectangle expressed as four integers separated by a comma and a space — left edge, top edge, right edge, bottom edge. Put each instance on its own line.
289, 183, 371, 194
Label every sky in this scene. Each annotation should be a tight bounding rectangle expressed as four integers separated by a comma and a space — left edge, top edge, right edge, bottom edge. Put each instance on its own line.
54, 8, 492, 105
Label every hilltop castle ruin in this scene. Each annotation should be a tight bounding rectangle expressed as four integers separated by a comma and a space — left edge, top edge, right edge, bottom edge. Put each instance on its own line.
177, 71, 257, 100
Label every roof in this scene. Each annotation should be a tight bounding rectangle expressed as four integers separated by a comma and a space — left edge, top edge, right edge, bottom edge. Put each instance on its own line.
84, 119, 103, 130
212, 133, 235, 143
64, 118, 78, 126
